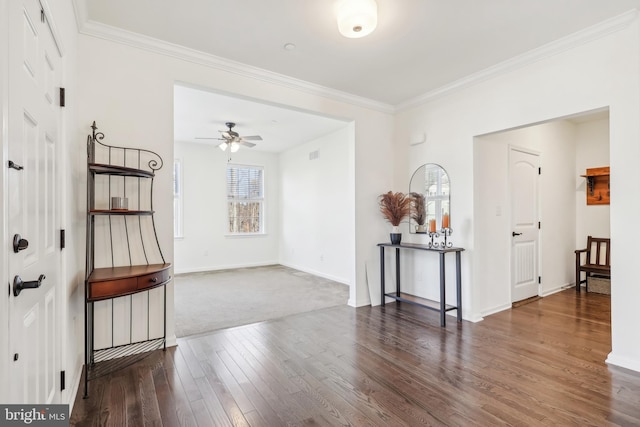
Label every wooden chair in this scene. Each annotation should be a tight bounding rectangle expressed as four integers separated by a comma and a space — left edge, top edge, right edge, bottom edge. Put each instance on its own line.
575, 236, 610, 291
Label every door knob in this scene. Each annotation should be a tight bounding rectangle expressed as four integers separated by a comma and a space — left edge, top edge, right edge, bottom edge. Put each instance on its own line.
512, 232, 522, 237
12, 234, 29, 253
13, 274, 45, 297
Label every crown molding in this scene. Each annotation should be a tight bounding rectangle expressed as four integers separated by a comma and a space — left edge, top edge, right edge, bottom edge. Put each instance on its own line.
71, 0, 88, 34
76, 19, 395, 114
72, 3, 638, 114
396, 9, 639, 112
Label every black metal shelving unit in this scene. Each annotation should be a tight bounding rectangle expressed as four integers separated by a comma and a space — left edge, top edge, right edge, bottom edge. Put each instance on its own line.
83, 121, 171, 398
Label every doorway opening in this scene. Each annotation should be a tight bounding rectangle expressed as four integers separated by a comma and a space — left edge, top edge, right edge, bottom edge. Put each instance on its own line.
473, 108, 610, 315
172, 83, 355, 337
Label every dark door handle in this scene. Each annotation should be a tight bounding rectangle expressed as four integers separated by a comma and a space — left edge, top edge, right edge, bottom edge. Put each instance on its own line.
13, 274, 45, 297
8, 160, 24, 171
512, 232, 522, 237
13, 234, 29, 253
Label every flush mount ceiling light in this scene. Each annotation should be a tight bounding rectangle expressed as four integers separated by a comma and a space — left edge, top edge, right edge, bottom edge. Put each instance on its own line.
337, 0, 378, 38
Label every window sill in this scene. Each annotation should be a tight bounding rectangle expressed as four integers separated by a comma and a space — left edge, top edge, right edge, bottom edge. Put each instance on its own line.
224, 233, 268, 238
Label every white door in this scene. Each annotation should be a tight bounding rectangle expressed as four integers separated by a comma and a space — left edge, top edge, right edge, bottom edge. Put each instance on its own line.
510, 147, 540, 303
8, 0, 62, 404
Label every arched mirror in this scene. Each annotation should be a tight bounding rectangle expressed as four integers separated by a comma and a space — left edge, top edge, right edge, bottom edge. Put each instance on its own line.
409, 163, 450, 234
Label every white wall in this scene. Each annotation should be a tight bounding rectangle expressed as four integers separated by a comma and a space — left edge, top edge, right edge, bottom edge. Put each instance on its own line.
174, 141, 280, 273
575, 118, 611, 243
395, 16, 640, 371
475, 120, 577, 315
75, 7, 640, 375
77, 33, 395, 347
279, 127, 353, 285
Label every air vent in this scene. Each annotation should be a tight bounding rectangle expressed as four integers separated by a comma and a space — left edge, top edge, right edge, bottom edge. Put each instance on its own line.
309, 150, 319, 160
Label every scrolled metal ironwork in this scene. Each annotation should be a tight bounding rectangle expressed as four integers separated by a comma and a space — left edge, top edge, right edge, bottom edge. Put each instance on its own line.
148, 158, 163, 171
88, 121, 163, 172
441, 227, 453, 248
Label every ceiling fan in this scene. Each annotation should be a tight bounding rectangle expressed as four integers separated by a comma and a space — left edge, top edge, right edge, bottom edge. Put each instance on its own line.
196, 122, 262, 152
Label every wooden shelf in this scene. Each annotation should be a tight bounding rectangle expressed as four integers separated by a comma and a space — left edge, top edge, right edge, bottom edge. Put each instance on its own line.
580, 166, 609, 177
89, 163, 154, 178
87, 263, 171, 301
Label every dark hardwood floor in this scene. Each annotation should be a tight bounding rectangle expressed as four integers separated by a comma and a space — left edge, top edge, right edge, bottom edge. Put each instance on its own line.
70, 289, 640, 426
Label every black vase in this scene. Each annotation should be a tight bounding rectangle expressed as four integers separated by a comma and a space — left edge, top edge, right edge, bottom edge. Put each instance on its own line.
390, 233, 402, 245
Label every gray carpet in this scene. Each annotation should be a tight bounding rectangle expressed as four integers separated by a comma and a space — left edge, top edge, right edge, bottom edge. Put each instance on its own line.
174, 265, 349, 337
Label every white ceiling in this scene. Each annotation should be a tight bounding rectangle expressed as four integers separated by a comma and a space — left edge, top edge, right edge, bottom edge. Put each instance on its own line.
173, 84, 348, 152
82, 0, 640, 105
79, 0, 638, 151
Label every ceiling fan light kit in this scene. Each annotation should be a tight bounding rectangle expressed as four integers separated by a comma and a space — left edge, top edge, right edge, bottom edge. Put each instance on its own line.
337, 0, 377, 38
218, 141, 240, 153
198, 121, 262, 152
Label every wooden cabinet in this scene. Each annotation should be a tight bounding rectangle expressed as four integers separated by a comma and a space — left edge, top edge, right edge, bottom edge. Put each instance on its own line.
83, 122, 171, 397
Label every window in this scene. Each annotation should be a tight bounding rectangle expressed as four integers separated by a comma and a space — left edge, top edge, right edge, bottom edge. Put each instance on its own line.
226, 164, 264, 234
173, 159, 183, 238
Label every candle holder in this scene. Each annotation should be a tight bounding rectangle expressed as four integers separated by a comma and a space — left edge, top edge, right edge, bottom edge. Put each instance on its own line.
428, 231, 439, 247
440, 227, 453, 248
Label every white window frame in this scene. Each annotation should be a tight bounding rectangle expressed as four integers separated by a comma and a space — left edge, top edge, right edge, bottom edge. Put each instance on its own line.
226, 163, 265, 235
173, 158, 183, 239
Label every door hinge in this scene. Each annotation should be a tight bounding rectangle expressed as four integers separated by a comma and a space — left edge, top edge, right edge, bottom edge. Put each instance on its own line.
60, 229, 65, 250
538, 276, 541, 284
41, 8, 45, 23
60, 370, 66, 391
538, 221, 541, 229
59, 88, 65, 107
538, 167, 541, 175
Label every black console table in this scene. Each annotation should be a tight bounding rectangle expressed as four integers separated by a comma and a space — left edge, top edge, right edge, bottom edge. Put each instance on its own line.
378, 242, 464, 326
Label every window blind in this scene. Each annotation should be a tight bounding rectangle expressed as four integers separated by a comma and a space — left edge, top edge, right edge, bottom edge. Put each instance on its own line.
226, 164, 264, 233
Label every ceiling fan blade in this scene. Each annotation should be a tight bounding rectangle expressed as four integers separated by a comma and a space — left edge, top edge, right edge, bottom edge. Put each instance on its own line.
241, 135, 262, 141
239, 141, 256, 148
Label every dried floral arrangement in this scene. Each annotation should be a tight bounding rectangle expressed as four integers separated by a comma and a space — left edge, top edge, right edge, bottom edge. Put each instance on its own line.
378, 191, 412, 227
409, 192, 426, 226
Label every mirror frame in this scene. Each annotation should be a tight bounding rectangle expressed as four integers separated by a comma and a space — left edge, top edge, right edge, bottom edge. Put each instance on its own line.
409, 163, 451, 234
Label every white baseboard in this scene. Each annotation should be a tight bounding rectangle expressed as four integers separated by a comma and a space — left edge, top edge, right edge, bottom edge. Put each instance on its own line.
541, 283, 572, 297
166, 334, 178, 348
174, 261, 279, 275
66, 363, 84, 411
467, 313, 485, 323
606, 352, 640, 373
278, 262, 350, 286
481, 303, 512, 318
